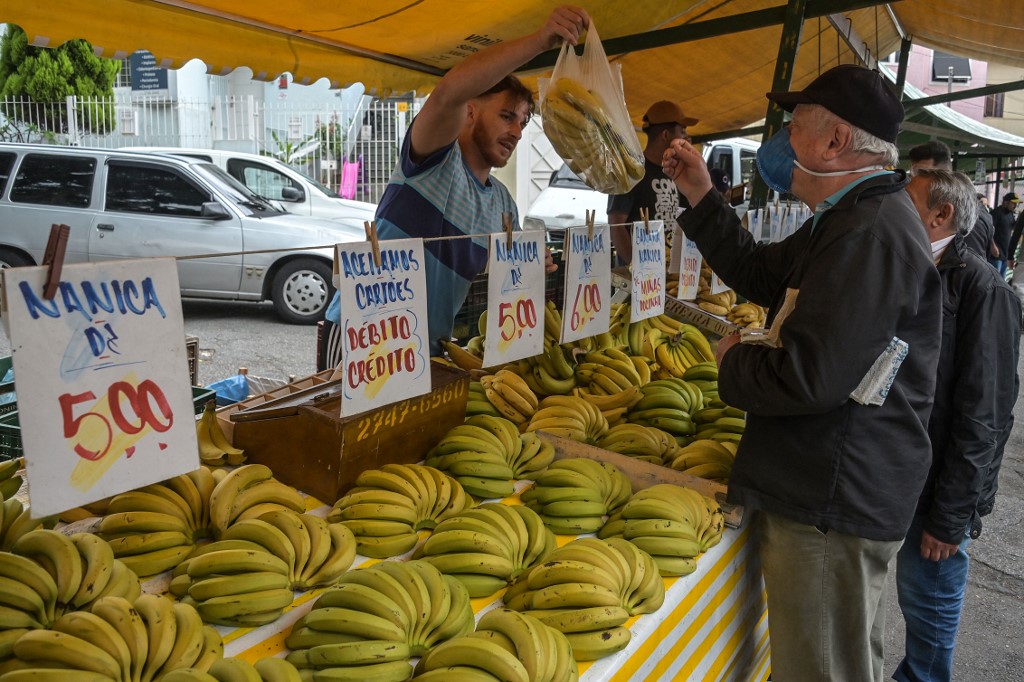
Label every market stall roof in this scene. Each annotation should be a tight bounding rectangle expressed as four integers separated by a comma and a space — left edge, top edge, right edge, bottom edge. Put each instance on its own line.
4, 1, 1023, 137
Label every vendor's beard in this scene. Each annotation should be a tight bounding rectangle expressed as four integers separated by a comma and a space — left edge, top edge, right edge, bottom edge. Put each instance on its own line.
472, 124, 513, 169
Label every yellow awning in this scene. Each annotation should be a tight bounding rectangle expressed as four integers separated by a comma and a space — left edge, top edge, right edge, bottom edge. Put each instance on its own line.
3, 1, 1022, 136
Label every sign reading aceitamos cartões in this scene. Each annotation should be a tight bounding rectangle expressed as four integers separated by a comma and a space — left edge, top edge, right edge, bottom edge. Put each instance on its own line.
0, 258, 198, 518
630, 219, 666, 321
334, 239, 431, 416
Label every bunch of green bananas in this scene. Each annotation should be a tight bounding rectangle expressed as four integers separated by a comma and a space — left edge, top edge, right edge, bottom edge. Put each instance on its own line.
96, 468, 217, 577
542, 77, 644, 194
287, 560, 474, 668
427, 415, 556, 498
596, 423, 679, 465
0, 594, 222, 682
465, 380, 502, 419
161, 656, 304, 682
692, 406, 745, 449
414, 608, 578, 682
626, 378, 702, 446
0, 495, 49, 552
573, 384, 644, 428
520, 457, 631, 535
169, 541, 294, 627
414, 502, 555, 598
328, 463, 469, 558
667, 438, 737, 482
195, 400, 245, 467
600, 483, 725, 575
525, 395, 609, 446
478, 370, 539, 426
0, 458, 23, 501
0, 529, 141, 634
503, 536, 663, 660
682, 361, 727, 407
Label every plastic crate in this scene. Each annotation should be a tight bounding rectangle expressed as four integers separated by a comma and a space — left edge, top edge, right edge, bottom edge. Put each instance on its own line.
0, 386, 215, 461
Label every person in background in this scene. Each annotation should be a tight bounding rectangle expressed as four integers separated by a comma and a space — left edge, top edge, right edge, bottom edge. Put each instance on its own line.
661, 64, 942, 682
908, 139, 952, 172
898, 168, 1021, 682
988, 192, 1019, 276
966, 192, 997, 260
607, 100, 697, 265
1006, 196, 1024, 274
324, 6, 587, 358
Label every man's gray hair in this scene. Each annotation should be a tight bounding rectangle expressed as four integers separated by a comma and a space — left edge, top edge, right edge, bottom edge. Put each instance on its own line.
808, 105, 900, 166
915, 168, 979, 236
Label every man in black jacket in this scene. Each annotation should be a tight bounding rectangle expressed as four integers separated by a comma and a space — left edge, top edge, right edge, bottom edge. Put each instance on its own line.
662, 65, 942, 681
898, 168, 1021, 682
989, 191, 1019, 275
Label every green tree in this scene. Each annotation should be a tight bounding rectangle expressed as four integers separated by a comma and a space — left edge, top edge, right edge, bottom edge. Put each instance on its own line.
0, 24, 120, 138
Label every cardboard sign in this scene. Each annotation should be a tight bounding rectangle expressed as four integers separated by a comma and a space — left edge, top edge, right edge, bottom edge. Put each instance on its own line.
630, 219, 666, 321
0, 259, 197, 518
334, 239, 431, 416
677, 234, 703, 301
482, 231, 546, 366
561, 224, 612, 343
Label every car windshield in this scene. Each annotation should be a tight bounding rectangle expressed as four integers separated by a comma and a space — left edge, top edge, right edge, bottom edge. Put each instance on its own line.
288, 164, 340, 198
550, 164, 594, 191
193, 163, 286, 215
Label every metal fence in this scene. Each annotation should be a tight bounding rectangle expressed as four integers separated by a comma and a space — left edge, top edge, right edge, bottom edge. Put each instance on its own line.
0, 93, 420, 204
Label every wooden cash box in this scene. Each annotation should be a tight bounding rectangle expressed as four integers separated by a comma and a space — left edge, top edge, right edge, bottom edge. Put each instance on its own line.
226, 363, 469, 505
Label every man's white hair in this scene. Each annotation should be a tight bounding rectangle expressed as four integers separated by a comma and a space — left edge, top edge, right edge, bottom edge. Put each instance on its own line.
807, 104, 900, 167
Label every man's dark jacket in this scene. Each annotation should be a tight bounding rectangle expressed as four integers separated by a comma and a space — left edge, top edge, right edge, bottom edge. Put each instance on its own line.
680, 173, 942, 541
920, 236, 1021, 543
965, 208, 993, 258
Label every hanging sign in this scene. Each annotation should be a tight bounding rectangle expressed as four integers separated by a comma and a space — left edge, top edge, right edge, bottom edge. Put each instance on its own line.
482, 231, 546, 366
630, 218, 666, 321
561, 224, 611, 343
677, 233, 702, 301
0, 259, 197, 518
334, 238, 431, 416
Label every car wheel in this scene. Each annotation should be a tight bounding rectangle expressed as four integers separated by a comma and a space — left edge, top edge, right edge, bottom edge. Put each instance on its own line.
0, 249, 33, 270
271, 258, 333, 325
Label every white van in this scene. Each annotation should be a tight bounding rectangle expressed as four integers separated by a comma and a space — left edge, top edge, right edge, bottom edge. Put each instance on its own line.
125, 147, 377, 227
524, 137, 762, 238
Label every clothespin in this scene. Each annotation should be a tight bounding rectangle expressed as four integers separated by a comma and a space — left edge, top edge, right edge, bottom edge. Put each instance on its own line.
640, 207, 650, 234
503, 212, 514, 250
41, 223, 70, 300
586, 209, 595, 240
364, 220, 381, 268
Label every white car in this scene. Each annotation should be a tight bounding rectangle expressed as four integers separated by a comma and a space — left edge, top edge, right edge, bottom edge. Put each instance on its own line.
124, 147, 377, 228
523, 164, 608, 243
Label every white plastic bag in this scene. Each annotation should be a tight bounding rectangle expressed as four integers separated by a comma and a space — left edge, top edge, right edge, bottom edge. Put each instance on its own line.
540, 23, 644, 195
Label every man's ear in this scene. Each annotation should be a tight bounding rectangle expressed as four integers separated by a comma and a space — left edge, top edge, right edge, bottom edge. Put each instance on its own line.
936, 201, 955, 228
825, 123, 853, 160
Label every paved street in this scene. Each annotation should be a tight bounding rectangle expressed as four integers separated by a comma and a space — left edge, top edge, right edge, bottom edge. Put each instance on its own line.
2, 296, 1022, 679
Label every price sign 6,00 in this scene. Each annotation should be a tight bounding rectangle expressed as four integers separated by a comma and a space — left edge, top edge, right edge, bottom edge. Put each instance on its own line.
59, 378, 174, 461
570, 282, 602, 331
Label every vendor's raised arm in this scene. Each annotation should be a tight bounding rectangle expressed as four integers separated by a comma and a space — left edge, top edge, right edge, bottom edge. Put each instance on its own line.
410, 5, 589, 163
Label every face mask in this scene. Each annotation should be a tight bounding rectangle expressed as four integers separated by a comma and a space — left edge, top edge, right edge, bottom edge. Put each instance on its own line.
756, 127, 885, 194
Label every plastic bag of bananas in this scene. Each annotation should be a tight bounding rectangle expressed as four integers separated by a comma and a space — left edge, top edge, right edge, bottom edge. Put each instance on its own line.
539, 22, 644, 195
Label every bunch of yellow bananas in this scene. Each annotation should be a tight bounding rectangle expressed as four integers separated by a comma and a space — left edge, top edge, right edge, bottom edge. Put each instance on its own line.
416, 502, 556, 599
542, 78, 645, 194
525, 395, 609, 446
726, 301, 768, 328
503, 536, 664, 661
195, 400, 245, 466
599, 483, 725, 575
667, 438, 737, 483
519, 457, 631, 536
0, 457, 23, 501
415, 608, 577, 682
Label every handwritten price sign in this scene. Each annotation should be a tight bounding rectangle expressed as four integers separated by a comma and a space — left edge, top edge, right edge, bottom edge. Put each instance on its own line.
677, 235, 702, 301
335, 238, 430, 416
630, 219, 666, 321
561, 225, 611, 343
0, 258, 198, 517
483, 230, 546, 366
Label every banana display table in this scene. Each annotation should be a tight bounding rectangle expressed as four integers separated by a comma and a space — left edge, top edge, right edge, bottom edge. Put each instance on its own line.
205, 482, 770, 682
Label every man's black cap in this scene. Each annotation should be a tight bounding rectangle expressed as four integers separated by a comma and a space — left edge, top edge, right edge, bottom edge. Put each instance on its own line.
766, 64, 904, 143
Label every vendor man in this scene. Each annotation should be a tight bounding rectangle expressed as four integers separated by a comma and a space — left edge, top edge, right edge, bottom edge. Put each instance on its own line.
326, 7, 587, 358
662, 65, 942, 681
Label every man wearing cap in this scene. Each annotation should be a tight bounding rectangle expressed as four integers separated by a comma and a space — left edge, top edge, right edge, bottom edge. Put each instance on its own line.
662, 64, 942, 681
606, 101, 697, 264
989, 192, 1019, 276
